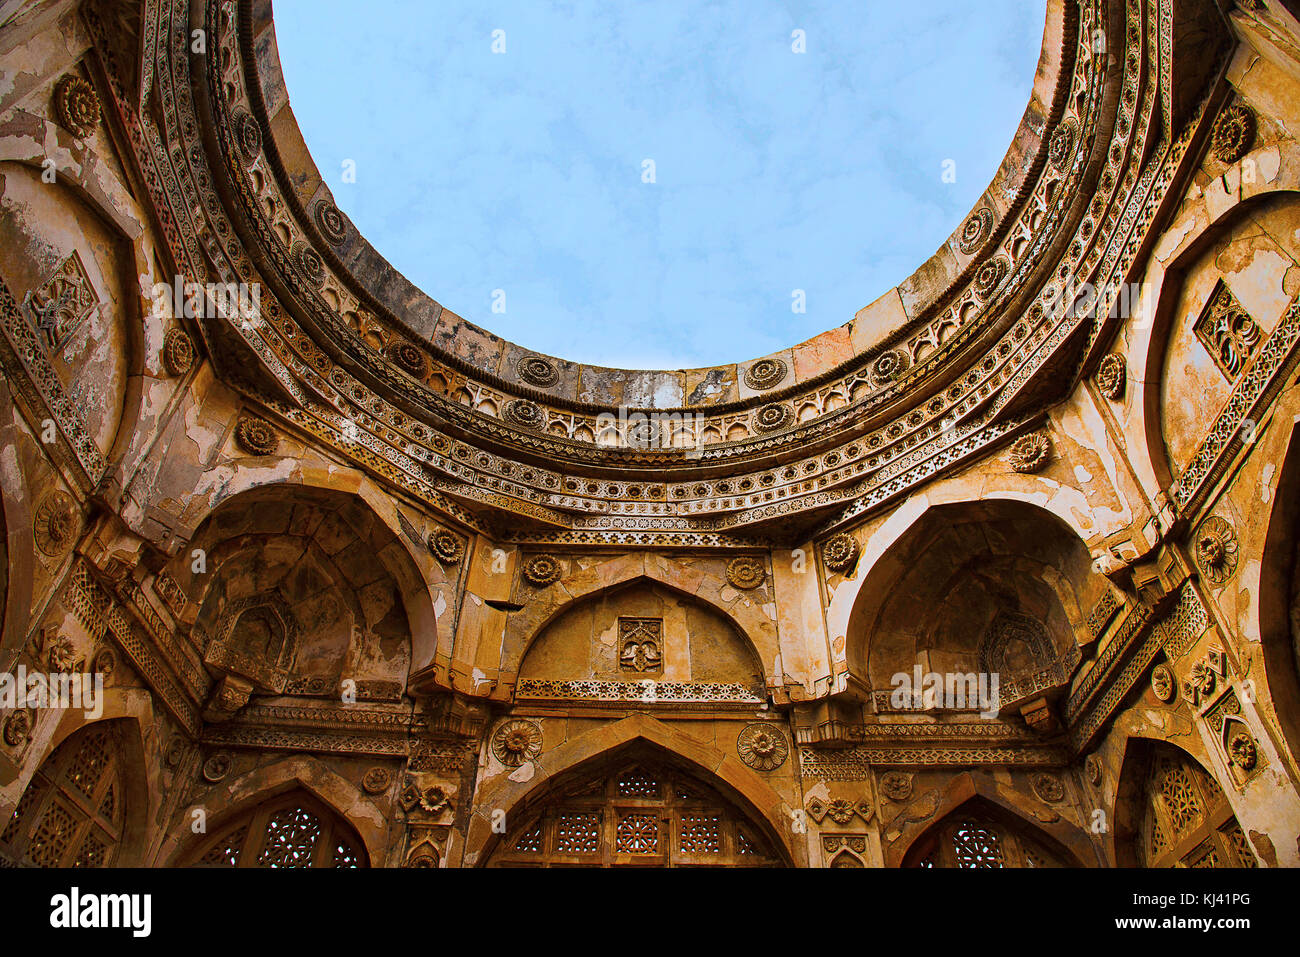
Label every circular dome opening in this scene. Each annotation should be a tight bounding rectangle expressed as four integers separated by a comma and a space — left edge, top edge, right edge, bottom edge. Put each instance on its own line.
276, 0, 1047, 369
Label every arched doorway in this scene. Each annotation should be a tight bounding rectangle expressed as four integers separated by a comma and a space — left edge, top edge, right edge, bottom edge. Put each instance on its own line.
486, 749, 786, 867
184, 789, 367, 867
1118, 741, 1256, 868
0, 721, 130, 867
902, 797, 1074, 867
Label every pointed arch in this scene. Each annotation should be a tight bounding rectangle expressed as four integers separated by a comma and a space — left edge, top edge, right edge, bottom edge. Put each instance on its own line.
1254, 416, 1300, 766
839, 498, 1100, 690
0, 428, 34, 668
499, 554, 779, 695
184, 788, 368, 868
0, 705, 153, 867
886, 770, 1094, 867
463, 713, 800, 866
161, 754, 388, 867
1124, 171, 1300, 499
1113, 737, 1257, 868
167, 479, 441, 688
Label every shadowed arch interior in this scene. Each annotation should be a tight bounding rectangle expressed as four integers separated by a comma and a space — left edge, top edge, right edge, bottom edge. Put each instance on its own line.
846, 499, 1101, 696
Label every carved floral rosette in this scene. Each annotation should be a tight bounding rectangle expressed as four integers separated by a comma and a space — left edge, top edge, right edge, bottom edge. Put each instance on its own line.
972, 256, 1008, 301
161, 327, 196, 376
743, 357, 787, 390
362, 767, 392, 794
870, 348, 909, 384
294, 242, 325, 286
420, 785, 453, 814
725, 556, 765, 590
1150, 663, 1175, 702
388, 340, 430, 379
1084, 753, 1102, 786
428, 528, 464, 565
878, 771, 912, 801
1194, 516, 1238, 584
1095, 353, 1126, 400
1211, 103, 1255, 164
234, 416, 278, 455
822, 532, 860, 574
1030, 771, 1064, 803
491, 719, 543, 767
55, 74, 99, 137
1048, 119, 1077, 170
44, 632, 78, 674
516, 355, 559, 387
34, 490, 78, 557
736, 723, 788, 771
958, 208, 993, 255
1228, 731, 1257, 771
1009, 431, 1051, 472
91, 646, 117, 678
202, 752, 233, 783
2, 709, 32, 747
752, 403, 792, 433
235, 110, 262, 160
314, 200, 347, 244
522, 554, 562, 586
504, 398, 545, 430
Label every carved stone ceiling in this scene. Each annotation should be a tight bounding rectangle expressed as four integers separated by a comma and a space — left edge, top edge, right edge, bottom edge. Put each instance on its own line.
120, 0, 1231, 546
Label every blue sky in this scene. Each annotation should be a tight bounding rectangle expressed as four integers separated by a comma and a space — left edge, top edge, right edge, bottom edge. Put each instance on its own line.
275, 1, 1047, 369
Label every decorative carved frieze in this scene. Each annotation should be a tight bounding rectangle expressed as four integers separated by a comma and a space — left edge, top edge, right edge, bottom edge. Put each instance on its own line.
514, 678, 764, 705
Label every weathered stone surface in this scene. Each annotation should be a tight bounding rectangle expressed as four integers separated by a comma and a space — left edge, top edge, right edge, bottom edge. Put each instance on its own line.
0, 0, 1298, 873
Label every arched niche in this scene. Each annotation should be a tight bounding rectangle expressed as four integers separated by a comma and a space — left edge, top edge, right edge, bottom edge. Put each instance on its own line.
1144, 193, 1300, 488
184, 788, 367, 868
1255, 423, 1300, 767
1114, 738, 1257, 868
0, 159, 133, 464
846, 499, 1099, 708
500, 555, 781, 695
517, 579, 765, 692
167, 485, 419, 707
900, 796, 1078, 868
482, 741, 789, 868
0, 719, 145, 867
